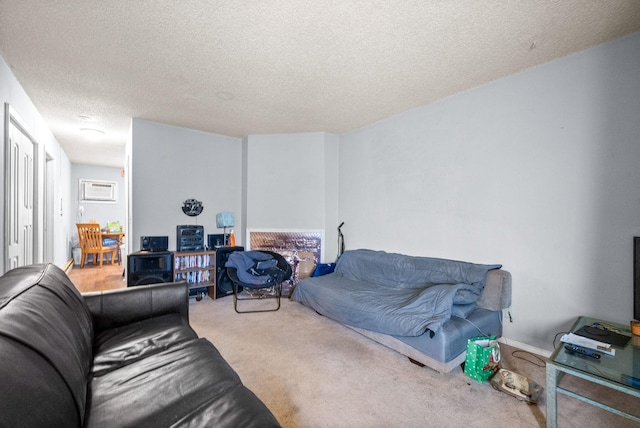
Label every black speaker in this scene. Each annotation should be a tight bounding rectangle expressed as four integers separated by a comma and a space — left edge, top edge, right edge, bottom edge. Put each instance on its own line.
215, 246, 244, 298
140, 236, 169, 252
127, 251, 174, 287
207, 233, 225, 249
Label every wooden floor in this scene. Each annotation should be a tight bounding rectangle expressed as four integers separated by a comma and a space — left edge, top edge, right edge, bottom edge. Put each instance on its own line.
67, 261, 127, 293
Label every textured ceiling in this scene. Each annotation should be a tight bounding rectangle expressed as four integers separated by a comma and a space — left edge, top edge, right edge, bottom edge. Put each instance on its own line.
1, 1, 639, 168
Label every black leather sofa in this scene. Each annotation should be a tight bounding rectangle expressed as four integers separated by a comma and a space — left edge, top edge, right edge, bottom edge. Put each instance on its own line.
0, 263, 280, 427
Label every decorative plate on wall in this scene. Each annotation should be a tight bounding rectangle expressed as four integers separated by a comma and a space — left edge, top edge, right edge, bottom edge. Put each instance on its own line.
182, 199, 203, 216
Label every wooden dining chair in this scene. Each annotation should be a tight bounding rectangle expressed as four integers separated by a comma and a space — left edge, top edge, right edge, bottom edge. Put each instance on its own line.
76, 223, 117, 268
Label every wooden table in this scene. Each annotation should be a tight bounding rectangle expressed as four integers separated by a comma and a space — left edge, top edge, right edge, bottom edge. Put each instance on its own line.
102, 231, 125, 265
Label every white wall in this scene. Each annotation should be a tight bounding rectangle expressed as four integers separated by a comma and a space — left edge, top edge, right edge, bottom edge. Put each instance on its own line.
130, 128, 340, 261
130, 119, 243, 252
0, 55, 73, 270
245, 132, 339, 261
338, 33, 640, 352
70, 164, 126, 245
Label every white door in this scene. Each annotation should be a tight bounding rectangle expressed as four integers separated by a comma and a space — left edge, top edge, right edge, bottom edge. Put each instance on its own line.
6, 117, 35, 269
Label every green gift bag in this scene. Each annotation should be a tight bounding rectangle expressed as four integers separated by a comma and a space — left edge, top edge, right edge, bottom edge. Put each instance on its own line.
464, 336, 500, 382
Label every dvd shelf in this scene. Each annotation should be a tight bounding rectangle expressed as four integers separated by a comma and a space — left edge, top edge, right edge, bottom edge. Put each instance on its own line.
173, 250, 216, 299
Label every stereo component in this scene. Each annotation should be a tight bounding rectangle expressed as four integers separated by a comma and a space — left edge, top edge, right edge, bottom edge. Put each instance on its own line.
207, 233, 225, 249
176, 225, 204, 251
127, 251, 174, 287
140, 236, 169, 252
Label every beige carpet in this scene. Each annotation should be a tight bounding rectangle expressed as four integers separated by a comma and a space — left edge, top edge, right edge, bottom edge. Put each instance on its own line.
188, 297, 639, 428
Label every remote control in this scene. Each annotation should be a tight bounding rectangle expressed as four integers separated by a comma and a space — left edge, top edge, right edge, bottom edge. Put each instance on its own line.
564, 344, 601, 359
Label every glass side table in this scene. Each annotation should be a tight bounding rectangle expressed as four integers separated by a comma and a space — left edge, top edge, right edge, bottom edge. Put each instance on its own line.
546, 316, 640, 427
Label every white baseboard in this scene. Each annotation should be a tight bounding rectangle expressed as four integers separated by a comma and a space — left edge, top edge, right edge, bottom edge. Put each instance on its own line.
498, 337, 552, 358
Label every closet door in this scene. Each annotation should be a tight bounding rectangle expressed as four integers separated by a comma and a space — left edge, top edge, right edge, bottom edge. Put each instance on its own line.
6, 114, 35, 269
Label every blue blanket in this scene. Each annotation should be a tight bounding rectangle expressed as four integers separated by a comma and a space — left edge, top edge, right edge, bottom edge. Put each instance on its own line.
225, 251, 287, 287
291, 249, 501, 337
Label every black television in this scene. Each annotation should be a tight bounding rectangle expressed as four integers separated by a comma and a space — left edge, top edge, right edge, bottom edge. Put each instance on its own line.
634, 237, 640, 320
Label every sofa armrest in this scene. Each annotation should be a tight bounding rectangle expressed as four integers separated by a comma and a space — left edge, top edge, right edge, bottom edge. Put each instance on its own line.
82, 281, 190, 333
476, 269, 512, 311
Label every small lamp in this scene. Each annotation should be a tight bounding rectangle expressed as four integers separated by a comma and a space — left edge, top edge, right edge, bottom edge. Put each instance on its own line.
216, 212, 235, 245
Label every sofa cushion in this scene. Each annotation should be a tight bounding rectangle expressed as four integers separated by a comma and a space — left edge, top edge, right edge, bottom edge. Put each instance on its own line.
91, 313, 198, 376
451, 302, 478, 318
0, 264, 93, 426
171, 383, 283, 427
92, 312, 199, 376
85, 338, 280, 427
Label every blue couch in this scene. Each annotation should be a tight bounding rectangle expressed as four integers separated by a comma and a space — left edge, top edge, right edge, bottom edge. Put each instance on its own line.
291, 249, 512, 373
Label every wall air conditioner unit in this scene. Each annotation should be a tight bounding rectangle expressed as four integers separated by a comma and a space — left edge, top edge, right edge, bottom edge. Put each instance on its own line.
79, 179, 117, 202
